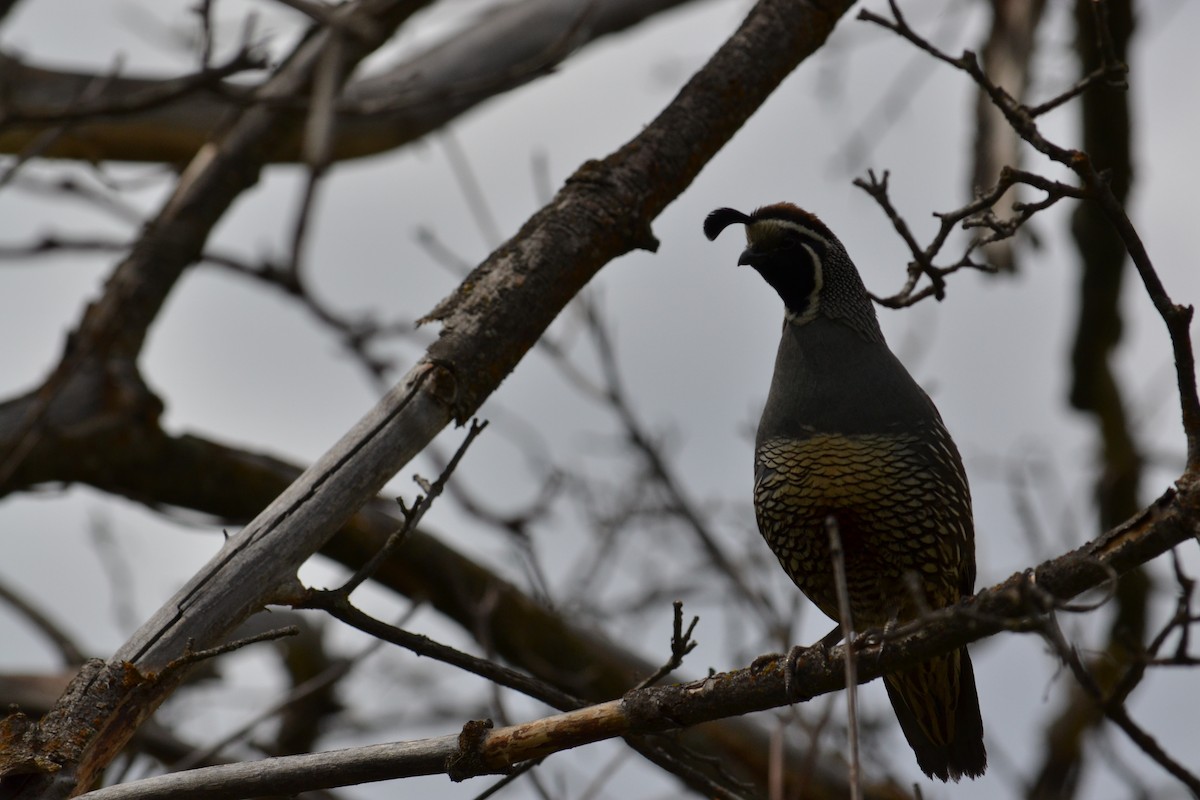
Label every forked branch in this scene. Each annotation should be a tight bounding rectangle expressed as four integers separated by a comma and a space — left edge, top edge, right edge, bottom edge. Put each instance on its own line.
857, 0, 1200, 470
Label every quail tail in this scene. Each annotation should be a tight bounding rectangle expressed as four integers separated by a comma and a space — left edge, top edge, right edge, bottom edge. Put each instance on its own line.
883, 647, 987, 781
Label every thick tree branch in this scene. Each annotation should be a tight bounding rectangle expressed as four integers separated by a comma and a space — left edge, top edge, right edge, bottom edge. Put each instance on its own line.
0, 0, 699, 164
0, 49, 266, 126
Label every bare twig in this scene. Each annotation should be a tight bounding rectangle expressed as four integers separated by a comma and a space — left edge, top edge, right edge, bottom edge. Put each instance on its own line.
580, 296, 781, 626
193, 0, 216, 68
469, 759, 545, 800
0, 48, 266, 126
172, 638, 377, 771
285, 26, 348, 280
6, 172, 148, 226
854, 165, 1083, 307
88, 513, 140, 634
0, 235, 420, 380
300, 592, 754, 800
0, 578, 87, 665
1036, 612, 1200, 794
1109, 551, 1199, 699
270, 0, 389, 42
634, 601, 700, 690
338, 418, 488, 597
441, 131, 503, 248
299, 590, 583, 712
165, 626, 301, 673
857, 1, 1200, 471
825, 517, 860, 800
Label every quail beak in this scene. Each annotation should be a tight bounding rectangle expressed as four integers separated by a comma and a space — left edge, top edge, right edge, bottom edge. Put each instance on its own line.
737, 248, 761, 267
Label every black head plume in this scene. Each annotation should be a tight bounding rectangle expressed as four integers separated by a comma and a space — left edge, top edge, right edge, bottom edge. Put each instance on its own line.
703, 207, 753, 241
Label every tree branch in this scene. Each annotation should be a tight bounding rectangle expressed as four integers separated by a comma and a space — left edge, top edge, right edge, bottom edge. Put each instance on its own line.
858, 0, 1200, 471
0, 0, 701, 164
73, 475, 1200, 799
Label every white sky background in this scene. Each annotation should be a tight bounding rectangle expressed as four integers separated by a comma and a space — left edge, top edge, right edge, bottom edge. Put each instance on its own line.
1, 0, 1199, 798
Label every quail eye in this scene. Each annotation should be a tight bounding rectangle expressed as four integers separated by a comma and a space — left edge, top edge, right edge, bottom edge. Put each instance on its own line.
778, 233, 805, 251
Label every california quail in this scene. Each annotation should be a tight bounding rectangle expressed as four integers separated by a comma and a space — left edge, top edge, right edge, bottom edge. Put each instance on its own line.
704, 202, 987, 781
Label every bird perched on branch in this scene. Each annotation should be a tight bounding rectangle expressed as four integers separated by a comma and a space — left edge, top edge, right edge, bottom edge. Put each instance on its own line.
704, 202, 986, 781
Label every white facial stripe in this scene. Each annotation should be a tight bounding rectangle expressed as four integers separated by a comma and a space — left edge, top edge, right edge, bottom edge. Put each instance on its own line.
746, 218, 831, 248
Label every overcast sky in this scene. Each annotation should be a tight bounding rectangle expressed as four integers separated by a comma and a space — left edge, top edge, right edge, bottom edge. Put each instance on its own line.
1, 1, 1198, 797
